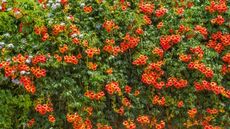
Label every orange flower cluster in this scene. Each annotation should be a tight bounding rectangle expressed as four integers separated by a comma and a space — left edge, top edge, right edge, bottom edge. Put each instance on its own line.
143, 15, 152, 25
123, 120, 136, 129
157, 22, 164, 29
155, 7, 168, 18
103, 39, 121, 56
190, 46, 204, 59
146, 61, 164, 72
1, 1, 7, 12
152, 95, 165, 106
66, 113, 92, 129
83, 6, 93, 13
34, 26, 48, 35
178, 25, 190, 33
205, 1, 228, 13
179, 54, 192, 62
166, 77, 188, 89
72, 37, 80, 44
222, 52, 230, 64
105, 81, 121, 95
52, 24, 65, 35
122, 97, 131, 107
20, 76, 36, 94
105, 68, 113, 74
68, 25, 79, 36
18, 64, 30, 72
195, 25, 208, 38
136, 115, 150, 124
31, 67, 46, 78
102, 20, 117, 32
142, 61, 165, 88
203, 125, 221, 129
176, 7, 184, 15
1, 62, 16, 78
177, 101, 184, 108
188, 61, 214, 78
141, 71, 162, 86
160, 35, 181, 51
32, 55, 47, 65
120, 34, 140, 52
206, 108, 219, 115
35, 103, 53, 115
187, 108, 197, 118
211, 15, 225, 25
194, 80, 230, 98
12, 54, 27, 63
124, 85, 132, 93
119, 0, 131, 11
132, 55, 148, 66
221, 64, 230, 75
64, 55, 78, 64
26, 118, 35, 127
152, 47, 164, 58
135, 27, 144, 35
48, 115, 56, 123
54, 54, 62, 62
85, 48, 100, 58
84, 90, 105, 100
139, 2, 154, 14
114, 106, 124, 116
87, 62, 98, 71
155, 120, 165, 129
209, 31, 230, 48
59, 44, 68, 53
96, 123, 113, 129
61, 0, 68, 5
34, 25, 49, 41
103, 45, 121, 56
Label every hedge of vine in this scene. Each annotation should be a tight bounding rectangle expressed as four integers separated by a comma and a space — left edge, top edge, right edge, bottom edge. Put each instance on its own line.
0, 0, 229, 129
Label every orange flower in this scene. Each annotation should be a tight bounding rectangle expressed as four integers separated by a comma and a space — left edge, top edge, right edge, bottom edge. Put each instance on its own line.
59, 44, 68, 53
87, 62, 98, 70
83, 6, 93, 13
48, 115, 56, 123
106, 68, 113, 74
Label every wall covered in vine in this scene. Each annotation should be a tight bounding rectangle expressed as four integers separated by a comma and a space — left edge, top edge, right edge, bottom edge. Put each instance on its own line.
0, 0, 229, 129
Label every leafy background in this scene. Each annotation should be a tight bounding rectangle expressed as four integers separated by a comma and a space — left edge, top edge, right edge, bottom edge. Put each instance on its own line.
0, 0, 229, 129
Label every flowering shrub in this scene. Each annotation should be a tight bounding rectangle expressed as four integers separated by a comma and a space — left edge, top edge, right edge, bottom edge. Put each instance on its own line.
0, 0, 229, 128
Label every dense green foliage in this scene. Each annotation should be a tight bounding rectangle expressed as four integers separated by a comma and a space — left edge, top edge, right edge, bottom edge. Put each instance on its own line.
0, 0, 229, 129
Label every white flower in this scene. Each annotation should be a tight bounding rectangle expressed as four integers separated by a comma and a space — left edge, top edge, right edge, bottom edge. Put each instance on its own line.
7, 8, 12, 11
80, 3, 85, 7
56, 0, 61, 3
0, 42, 5, 46
56, 3, 61, 7
4, 33, 10, 37
79, 34, 84, 38
7, 44, 14, 48
26, 59, 31, 64
20, 71, 26, 75
12, 79, 20, 84
0, 6, 2, 10
51, 4, 57, 10
71, 33, 77, 38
